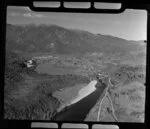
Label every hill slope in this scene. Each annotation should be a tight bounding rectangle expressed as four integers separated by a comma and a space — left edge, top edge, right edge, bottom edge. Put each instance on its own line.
6, 24, 146, 57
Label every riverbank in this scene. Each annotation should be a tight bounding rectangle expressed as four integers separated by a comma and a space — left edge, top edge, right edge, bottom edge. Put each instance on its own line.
52, 80, 107, 121
53, 83, 87, 112
53, 80, 97, 112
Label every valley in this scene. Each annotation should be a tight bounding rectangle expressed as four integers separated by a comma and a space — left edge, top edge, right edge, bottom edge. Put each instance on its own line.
4, 23, 146, 122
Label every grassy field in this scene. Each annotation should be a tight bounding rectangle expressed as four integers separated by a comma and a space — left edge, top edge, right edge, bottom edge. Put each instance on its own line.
110, 81, 145, 122
36, 63, 77, 75
4, 52, 90, 120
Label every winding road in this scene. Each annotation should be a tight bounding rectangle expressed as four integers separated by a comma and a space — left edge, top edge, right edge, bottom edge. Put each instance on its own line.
97, 77, 118, 122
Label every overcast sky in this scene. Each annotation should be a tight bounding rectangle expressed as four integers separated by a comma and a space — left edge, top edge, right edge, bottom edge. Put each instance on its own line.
7, 6, 147, 41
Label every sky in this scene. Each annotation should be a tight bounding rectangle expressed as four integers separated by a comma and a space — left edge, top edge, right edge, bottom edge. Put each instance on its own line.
7, 5, 147, 41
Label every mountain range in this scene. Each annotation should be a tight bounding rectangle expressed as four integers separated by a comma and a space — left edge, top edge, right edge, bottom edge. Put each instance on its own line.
6, 23, 146, 57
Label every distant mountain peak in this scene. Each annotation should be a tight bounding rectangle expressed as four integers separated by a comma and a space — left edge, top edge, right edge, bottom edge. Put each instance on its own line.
6, 23, 145, 56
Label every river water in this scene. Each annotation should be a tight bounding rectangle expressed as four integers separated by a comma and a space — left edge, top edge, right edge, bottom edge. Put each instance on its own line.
52, 80, 106, 121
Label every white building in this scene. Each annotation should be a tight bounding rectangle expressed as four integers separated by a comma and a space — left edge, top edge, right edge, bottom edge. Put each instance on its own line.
26, 60, 34, 68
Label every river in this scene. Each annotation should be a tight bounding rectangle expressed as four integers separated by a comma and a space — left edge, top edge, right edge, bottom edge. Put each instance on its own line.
69, 80, 97, 105
52, 80, 107, 121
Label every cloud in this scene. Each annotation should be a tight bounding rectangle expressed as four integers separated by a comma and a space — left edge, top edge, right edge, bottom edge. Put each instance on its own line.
9, 12, 20, 16
34, 14, 46, 18
23, 13, 32, 17
23, 13, 46, 18
18, 7, 31, 11
23, 7, 31, 11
